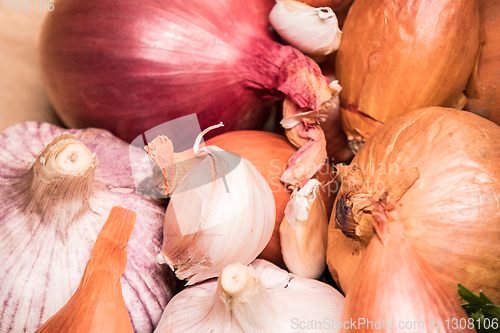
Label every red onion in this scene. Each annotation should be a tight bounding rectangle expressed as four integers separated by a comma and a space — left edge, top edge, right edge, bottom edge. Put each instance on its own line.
40, 0, 335, 147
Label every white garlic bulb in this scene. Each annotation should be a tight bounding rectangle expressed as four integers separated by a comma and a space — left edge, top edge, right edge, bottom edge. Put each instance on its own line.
270, 0, 342, 56
155, 259, 345, 333
148, 124, 276, 285
280, 179, 328, 279
0, 122, 175, 333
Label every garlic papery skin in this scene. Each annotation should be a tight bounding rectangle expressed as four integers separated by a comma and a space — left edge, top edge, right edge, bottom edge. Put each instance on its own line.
270, 0, 342, 56
340, 200, 474, 333
145, 135, 204, 197
279, 81, 341, 189
0, 122, 175, 333
25, 133, 98, 236
154, 259, 345, 333
280, 179, 328, 279
279, 96, 328, 189
151, 124, 276, 285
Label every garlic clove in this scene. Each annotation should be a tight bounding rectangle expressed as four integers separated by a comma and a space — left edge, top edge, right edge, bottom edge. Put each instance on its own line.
154, 259, 345, 333
270, 0, 342, 56
280, 179, 328, 279
152, 124, 276, 285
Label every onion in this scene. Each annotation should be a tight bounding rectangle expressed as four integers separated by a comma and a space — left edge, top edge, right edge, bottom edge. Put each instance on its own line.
340, 199, 473, 333
464, 0, 500, 126
39, 0, 335, 147
327, 107, 500, 303
336, 0, 480, 151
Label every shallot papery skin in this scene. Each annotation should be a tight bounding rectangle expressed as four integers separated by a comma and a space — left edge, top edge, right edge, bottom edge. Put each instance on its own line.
328, 107, 500, 303
340, 203, 474, 333
0, 122, 175, 333
35, 206, 136, 333
465, 0, 500, 126
39, 0, 335, 147
336, 0, 480, 146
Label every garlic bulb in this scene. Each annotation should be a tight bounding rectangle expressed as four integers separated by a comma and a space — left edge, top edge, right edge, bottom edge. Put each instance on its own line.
155, 259, 345, 333
148, 124, 276, 285
270, 0, 342, 56
280, 179, 328, 279
0, 122, 175, 333
340, 199, 474, 333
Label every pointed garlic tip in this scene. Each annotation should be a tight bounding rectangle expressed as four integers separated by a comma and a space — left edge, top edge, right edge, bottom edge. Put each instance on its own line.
269, 0, 342, 56
280, 179, 328, 279
193, 122, 224, 155
158, 124, 275, 285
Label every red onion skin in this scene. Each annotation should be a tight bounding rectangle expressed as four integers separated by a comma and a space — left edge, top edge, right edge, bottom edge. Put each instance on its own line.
38, 0, 323, 145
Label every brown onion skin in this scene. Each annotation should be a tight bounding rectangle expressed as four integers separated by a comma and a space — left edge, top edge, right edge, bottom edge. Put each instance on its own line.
340, 208, 474, 333
465, 0, 500, 126
39, 0, 276, 146
327, 107, 500, 303
319, 56, 355, 164
207, 131, 335, 268
336, 0, 480, 142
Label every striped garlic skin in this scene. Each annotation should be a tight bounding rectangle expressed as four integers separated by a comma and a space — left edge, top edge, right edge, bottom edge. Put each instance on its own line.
0, 122, 175, 333
155, 260, 345, 333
